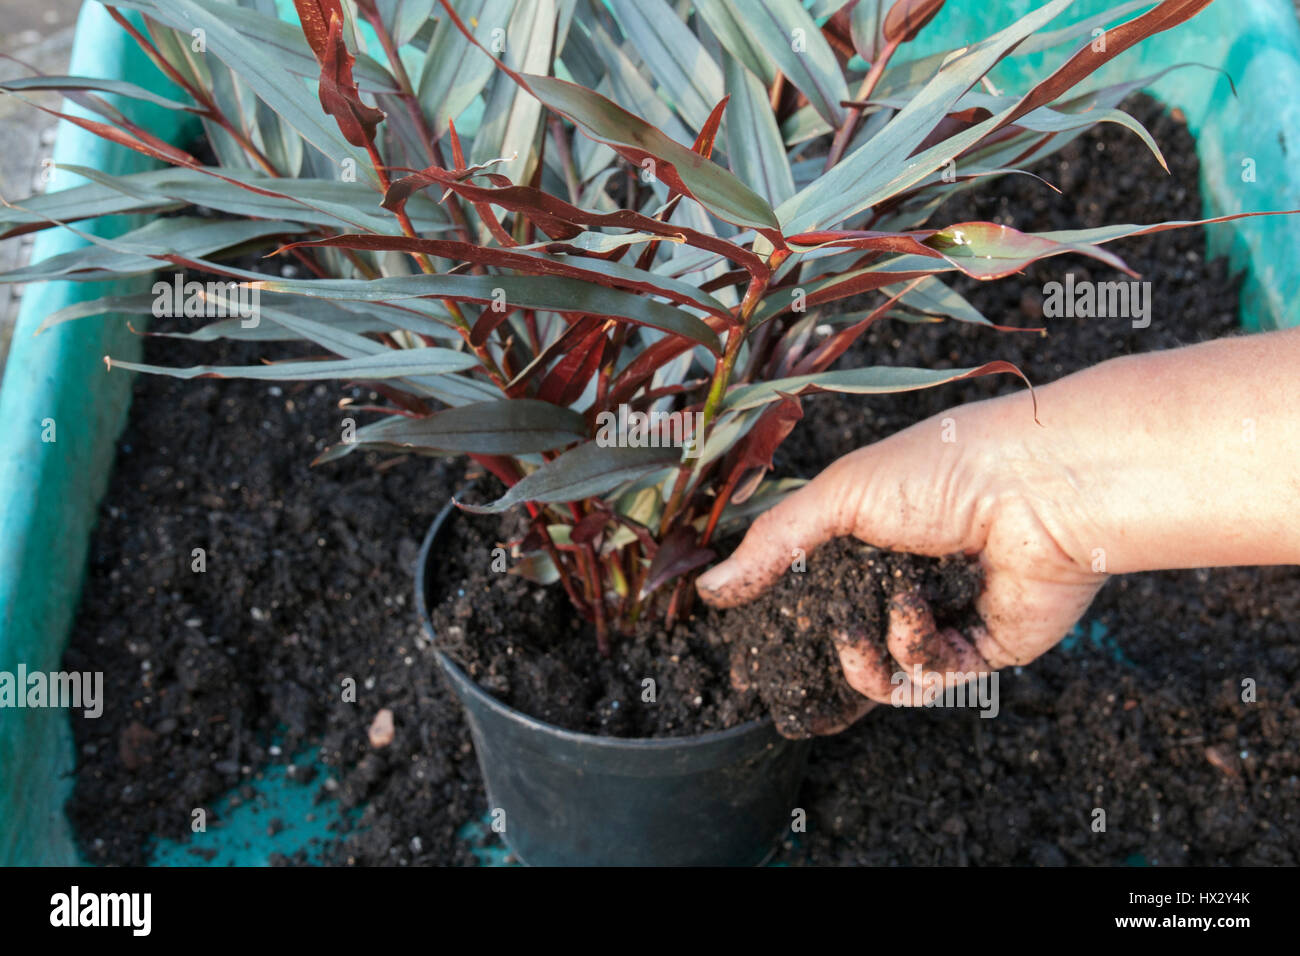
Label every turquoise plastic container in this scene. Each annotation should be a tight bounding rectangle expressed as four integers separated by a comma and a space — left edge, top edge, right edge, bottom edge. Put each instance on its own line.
1, 0, 1298, 866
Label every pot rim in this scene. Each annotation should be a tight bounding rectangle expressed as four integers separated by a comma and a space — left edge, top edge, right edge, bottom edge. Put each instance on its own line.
414, 491, 776, 752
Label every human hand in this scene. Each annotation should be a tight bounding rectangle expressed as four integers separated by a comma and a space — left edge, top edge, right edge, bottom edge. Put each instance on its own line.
696, 391, 1108, 735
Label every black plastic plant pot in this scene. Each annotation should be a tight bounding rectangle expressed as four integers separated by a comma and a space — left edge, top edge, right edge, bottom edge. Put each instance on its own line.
414, 497, 811, 866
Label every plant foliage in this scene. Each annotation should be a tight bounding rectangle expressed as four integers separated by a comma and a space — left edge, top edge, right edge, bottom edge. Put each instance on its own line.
3, 0, 1272, 651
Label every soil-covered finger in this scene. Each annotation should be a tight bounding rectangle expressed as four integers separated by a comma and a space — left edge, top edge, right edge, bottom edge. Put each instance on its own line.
714, 539, 984, 737
887, 588, 991, 681
834, 628, 898, 704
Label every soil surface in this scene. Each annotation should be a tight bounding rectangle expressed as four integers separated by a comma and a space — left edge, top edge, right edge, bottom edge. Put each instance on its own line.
427, 497, 760, 738
64, 95, 1300, 865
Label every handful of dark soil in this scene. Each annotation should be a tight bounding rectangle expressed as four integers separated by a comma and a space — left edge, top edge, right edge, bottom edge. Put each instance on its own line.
720, 539, 985, 738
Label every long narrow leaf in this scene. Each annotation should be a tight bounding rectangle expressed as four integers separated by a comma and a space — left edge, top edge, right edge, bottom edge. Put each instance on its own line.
254, 273, 723, 352
323, 398, 587, 455
106, 347, 478, 381
723, 362, 1033, 413
459, 442, 682, 513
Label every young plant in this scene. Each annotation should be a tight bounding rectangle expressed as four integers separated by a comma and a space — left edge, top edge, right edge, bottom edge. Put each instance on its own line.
1, 0, 1272, 653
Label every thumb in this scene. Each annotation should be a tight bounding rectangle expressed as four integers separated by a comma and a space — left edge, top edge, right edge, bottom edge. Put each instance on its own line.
696, 459, 859, 608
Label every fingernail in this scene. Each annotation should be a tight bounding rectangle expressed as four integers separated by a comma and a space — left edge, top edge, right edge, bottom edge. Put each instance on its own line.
831, 626, 866, 648
696, 562, 730, 593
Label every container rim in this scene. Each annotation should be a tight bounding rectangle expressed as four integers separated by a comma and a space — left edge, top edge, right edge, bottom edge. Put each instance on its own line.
414, 491, 777, 753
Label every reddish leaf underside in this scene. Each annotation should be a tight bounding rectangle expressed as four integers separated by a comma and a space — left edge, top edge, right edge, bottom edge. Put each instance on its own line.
727, 392, 804, 505
536, 323, 610, 407
315, 13, 385, 148
292, 0, 344, 61
1001, 0, 1214, 130
883, 0, 947, 45
639, 526, 716, 600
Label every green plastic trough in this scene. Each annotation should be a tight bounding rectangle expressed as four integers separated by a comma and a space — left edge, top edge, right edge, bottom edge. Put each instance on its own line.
1, 0, 1298, 867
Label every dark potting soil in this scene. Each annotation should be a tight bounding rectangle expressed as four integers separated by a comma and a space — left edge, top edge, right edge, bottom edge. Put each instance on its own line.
427, 497, 764, 737
63, 93, 1300, 865
430, 506, 980, 739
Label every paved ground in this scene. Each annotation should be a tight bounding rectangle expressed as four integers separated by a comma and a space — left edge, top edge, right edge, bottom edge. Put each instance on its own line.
0, 0, 81, 381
